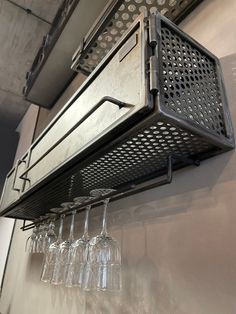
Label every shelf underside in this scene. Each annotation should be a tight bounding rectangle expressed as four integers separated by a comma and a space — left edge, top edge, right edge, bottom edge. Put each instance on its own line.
4, 115, 221, 221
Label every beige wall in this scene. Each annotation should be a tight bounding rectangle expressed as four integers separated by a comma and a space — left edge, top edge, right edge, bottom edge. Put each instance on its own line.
1, 1, 236, 313
14, 105, 39, 160
0, 218, 14, 293
181, 0, 236, 58
0, 105, 38, 294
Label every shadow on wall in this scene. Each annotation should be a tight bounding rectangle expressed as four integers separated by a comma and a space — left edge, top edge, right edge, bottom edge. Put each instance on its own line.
18, 53, 236, 314
24, 230, 161, 314
21, 145, 235, 314
0, 124, 19, 194
33, 146, 233, 247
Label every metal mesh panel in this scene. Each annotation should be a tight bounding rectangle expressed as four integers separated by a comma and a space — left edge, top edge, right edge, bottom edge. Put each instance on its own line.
76, 0, 199, 73
160, 22, 227, 137
80, 120, 212, 190
8, 119, 214, 220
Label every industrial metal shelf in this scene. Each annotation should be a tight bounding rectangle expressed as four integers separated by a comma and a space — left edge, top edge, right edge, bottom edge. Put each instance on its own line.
1, 13, 234, 222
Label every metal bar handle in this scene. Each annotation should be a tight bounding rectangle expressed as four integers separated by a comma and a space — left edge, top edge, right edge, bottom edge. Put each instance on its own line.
12, 159, 26, 192
20, 96, 134, 181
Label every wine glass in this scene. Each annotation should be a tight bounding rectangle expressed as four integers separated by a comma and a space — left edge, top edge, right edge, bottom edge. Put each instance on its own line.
25, 222, 39, 253
65, 196, 94, 288
51, 202, 76, 285
36, 216, 48, 253
82, 189, 121, 292
43, 213, 57, 252
33, 217, 44, 253
41, 208, 65, 283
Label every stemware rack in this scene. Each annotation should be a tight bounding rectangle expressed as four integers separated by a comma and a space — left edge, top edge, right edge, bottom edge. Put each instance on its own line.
1, 12, 234, 227
20, 154, 200, 231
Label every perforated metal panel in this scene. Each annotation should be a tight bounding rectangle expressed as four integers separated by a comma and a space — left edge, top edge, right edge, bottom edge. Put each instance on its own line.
160, 23, 226, 137
5, 117, 214, 220
72, 0, 202, 73
80, 120, 212, 190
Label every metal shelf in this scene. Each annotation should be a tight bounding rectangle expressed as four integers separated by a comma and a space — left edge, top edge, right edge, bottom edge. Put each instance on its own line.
1, 12, 234, 223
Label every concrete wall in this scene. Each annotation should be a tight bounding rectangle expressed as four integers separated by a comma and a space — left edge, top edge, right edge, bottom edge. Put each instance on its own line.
0, 0, 62, 128
1, 0, 236, 313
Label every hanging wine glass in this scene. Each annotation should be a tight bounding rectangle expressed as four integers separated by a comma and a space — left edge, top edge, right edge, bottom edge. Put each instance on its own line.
51, 202, 76, 285
41, 208, 65, 283
82, 189, 121, 292
65, 196, 94, 288
36, 216, 48, 253
25, 221, 39, 253
43, 213, 57, 252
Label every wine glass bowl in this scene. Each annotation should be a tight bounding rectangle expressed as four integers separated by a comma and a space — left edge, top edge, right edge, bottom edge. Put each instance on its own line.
36, 216, 48, 253
43, 213, 57, 252
25, 224, 38, 253
94, 235, 121, 291
51, 236, 72, 285
82, 189, 121, 292
41, 240, 61, 283
51, 203, 76, 285
65, 196, 94, 288
41, 208, 66, 283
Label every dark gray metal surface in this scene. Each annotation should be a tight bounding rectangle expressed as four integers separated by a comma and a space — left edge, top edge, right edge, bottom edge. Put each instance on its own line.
160, 21, 226, 137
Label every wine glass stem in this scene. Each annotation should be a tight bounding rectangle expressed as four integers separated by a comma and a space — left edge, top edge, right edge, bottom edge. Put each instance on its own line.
83, 205, 91, 240
57, 215, 64, 242
69, 211, 76, 241
101, 198, 109, 236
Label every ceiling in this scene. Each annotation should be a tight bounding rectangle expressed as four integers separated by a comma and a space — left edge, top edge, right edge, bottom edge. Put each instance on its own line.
0, 0, 63, 129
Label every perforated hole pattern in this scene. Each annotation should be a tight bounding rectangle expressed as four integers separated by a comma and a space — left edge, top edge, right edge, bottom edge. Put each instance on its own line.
9, 119, 214, 220
77, 0, 195, 73
80, 120, 212, 190
160, 23, 226, 137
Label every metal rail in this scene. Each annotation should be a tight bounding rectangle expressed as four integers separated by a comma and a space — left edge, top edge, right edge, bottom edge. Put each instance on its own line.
19, 96, 134, 183
21, 154, 200, 231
